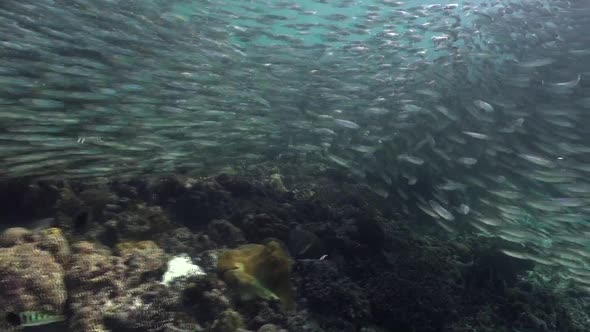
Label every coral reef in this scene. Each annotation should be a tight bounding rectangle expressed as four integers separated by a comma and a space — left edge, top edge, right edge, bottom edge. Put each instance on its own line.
110, 205, 173, 241
116, 240, 168, 286
0, 243, 67, 315
208, 219, 246, 247
0, 171, 588, 332
297, 260, 371, 329
0, 226, 70, 324
239, 214, 290, 244
66, 239, 184, 331
158, 226, 214, 258
287, 227, 323, 259
38, 227, 72, 266
209, 310, 245, 332
67, 241, 126, 332
102, 283, 177, 332
0, 227, 33, 247
182, 275, 231, 324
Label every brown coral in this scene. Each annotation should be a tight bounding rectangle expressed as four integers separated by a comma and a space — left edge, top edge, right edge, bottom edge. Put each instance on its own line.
209, 309, 245, 332
38, 227, 71, 266
66, 240, 169, 332
66, 241, 125, 332
113, 204, 173, 240
217, 240, 295, 309
0, 243, 67, 315
116, 240, 168, 286
0, 227, 33, 247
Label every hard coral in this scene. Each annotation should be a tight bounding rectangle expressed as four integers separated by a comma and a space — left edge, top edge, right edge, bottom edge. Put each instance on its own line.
0, 227, 33, 247
116, 240, 168, 286
208, 219, 246, 247
66, 240, 177, 332
171, 178, 232, 227
103, 282, 177, 332
67, 241, 126, 332
159, 227, 215, 257
38, 227, 71, 266
55, 185, 86, 222
217, 240, 294, 309
209, 309, 245, 332
0, 226, 71, 264
257, 324, 288, 332
113, 204, 173, 240
297, 260, 371, 325
240, 214, 290, 243
0, 243, 67, 314
182, 275, 231, 323
78, 188, 114, 212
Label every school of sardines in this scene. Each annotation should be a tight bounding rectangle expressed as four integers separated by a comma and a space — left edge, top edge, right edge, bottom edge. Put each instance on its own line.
1, 0, 590, 290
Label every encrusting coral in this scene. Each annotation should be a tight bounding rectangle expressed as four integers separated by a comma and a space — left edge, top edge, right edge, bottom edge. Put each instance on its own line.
217, 240, 294, 310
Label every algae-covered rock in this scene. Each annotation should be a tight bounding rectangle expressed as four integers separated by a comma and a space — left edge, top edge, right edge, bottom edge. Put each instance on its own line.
217, 240, 294, 309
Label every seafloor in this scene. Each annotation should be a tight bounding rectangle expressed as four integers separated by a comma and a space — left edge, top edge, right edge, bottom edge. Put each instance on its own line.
0, 161, 588, 332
